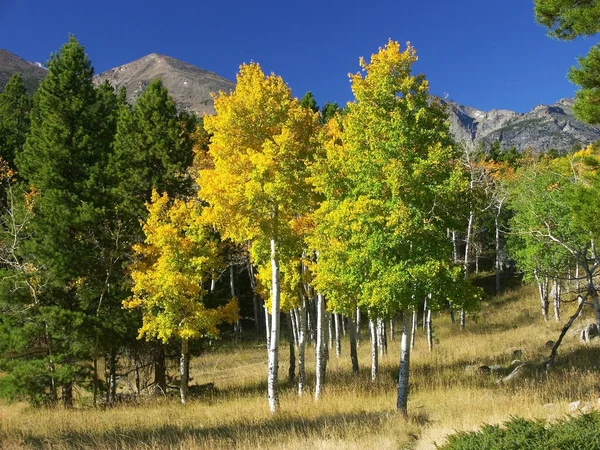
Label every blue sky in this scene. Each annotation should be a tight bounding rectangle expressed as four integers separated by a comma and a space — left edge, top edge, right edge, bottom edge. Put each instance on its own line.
1, 0, 597, 112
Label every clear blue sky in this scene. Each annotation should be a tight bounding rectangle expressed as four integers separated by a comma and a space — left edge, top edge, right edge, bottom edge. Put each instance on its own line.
1, 0, 597, 113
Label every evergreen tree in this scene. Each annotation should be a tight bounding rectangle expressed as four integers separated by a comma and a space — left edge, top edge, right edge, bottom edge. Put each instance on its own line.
534, 0, 600, 123
299, 91, 319, 113
0, 74, 32, 170
321, 101, 341, 124
1, 36, 114, 407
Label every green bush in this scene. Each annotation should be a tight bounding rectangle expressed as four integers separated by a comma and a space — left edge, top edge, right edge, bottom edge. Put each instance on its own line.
438, 412, 600, 450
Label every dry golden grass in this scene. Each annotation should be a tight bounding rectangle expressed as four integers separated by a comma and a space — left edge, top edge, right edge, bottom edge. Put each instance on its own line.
1, 281, 599, 449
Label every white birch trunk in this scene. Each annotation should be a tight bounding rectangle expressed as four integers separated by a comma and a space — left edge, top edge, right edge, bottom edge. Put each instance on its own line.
370, 318, 378, 381
334, 313, 341, 357
291, 309, 299, 347
356, 307, 361, 346
267, 239, 281, 414
552, 279, 561, 322
410, 310, 417, 350
426, 309, 433, 352
264, 305, 271, 349
315, 292, 327, 400
328, 312, 333, 350
341, 314, 346, 336
180, 338, 189, 405
397, 313, 413, 416
298, 302, 307, 396
462, 209, 475, 331
534, 269, 549, 321
389, 318, 395, 341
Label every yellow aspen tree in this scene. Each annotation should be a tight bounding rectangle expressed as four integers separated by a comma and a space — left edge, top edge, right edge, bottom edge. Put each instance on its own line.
310, 41, 475, 415
124, 191, 238, 404
198, 62, 320, 414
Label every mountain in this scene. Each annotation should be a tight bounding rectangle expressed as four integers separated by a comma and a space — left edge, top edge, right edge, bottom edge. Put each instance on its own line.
444, 98, 600, 153
0, 49, 47, 93
2, 48, 599, 153
94, 53, 235, 115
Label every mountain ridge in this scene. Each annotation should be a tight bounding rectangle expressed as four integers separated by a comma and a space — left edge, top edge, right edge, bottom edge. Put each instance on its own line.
94, 53, 235, 116
2, 48, 599, 153
0, 49, 47, 93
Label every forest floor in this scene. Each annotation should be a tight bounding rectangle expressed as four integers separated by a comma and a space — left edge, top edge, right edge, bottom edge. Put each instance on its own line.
1, 280, 599, 449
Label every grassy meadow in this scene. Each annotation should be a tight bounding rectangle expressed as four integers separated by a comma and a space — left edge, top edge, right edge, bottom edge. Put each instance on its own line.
1, 281, 599, 449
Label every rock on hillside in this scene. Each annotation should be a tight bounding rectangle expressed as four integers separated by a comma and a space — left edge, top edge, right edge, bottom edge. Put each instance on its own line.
444, 98, 600, 153
94, 53, 235, 115
0, 49, 47, 93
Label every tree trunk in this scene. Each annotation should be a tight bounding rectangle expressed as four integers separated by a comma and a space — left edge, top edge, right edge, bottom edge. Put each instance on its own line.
108, 348, 117, 403
307, 299, 316, 346
334, 313, 341, 357
62, 382, 73, 408
426, 309, 433, 352
291, 309, 299, 347
267, 239, 281, 414
410, 310, 417, 350
495, 208, 501, 294
462, 209, 475, 331
341, 314, 346, 336
545, 298, 586, 369
315, 292, 327, 400
230, 265, 241, 342
377, 318, 387, 356
264, 305, 271, 349
552, 279, 561, 322
534, 269, 549, 321
180, 338, 189, 404
348, 314, 359, 375
249, 264, 261, 332
154, 345, 166, 396
397, 313, 413, 417
575, 265, 584, 319
328, 312, 333, 350
422, 296, 428, 331
389, 317, 395, 341
452, 229, 458, 263
286, 313, 296, 383
356, 307, 361, 346
370, 318, 378, 381
134, 355, 141, 395
45, 322, 57, 405
298, 302, 307, 396
93, 358, 99, 407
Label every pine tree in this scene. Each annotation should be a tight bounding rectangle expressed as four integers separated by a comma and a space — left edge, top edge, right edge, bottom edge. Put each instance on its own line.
2, 36, 114, 407
0, 74, 32, 171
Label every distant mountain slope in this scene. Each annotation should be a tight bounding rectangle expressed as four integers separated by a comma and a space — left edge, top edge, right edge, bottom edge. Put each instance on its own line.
0, 49, 47, 93
444, 98, 600, 153
94, 53, 235, 115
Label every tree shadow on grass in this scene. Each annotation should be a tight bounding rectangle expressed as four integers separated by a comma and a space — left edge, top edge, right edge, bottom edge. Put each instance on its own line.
20, 410, 406, 449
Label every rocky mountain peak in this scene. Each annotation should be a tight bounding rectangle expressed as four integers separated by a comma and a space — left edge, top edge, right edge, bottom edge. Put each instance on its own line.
445, 98, 600, 153
0, 49, 47, 93
94, 53, 235, 115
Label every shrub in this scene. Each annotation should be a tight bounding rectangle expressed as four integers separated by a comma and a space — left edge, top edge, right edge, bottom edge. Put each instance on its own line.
438, 412, 600, 450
